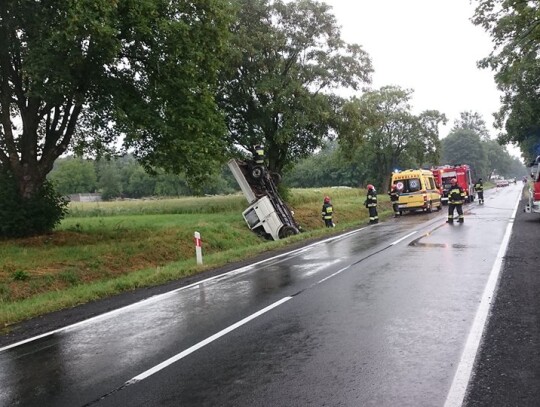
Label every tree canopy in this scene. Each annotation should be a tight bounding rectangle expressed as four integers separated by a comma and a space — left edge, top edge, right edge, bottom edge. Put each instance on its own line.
473, 0, 540, 160
0, 0, 232, 197
0, 0, 232, 235
217, 0, 373, 175
441, 111, 525, 179
451, 111, 491, 141
337, 86, 447, 189
50, 158, 97, 196
441, 129, 488, 178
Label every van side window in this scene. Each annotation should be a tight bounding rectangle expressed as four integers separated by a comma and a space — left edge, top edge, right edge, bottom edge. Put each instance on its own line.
428, 177, 436, 190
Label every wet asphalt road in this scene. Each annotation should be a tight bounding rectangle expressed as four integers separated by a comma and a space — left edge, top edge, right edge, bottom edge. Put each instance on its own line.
465, 185, 540, 407
0, 184, 526, 406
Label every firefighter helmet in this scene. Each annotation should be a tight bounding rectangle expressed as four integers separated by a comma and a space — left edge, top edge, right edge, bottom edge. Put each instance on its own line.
324, 196, 330, 203
367, 184, 374, 190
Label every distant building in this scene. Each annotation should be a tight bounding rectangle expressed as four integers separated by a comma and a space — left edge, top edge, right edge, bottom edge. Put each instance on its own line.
68, 193, 102, 202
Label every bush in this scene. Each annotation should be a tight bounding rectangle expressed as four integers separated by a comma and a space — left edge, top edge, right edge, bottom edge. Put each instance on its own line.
0, 171, 69, 237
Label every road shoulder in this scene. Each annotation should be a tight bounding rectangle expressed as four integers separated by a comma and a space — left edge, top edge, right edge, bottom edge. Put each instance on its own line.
465, 199, 540, 406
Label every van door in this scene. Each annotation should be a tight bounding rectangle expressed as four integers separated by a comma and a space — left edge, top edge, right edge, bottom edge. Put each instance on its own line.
396, 177, 424, 210
426, 176, 441, 208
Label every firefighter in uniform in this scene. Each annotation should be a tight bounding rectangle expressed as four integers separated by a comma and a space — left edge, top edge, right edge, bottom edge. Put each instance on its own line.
389, 184, 400, 217
447, 178, 465, 223
252, 144, 265, 165
365, 184, 378, 224
321, 196, 334, 227
474, 178, 484, 204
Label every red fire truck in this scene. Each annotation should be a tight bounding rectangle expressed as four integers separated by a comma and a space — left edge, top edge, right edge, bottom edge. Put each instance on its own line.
431, 165, 475, 204
524, 156, 540, 215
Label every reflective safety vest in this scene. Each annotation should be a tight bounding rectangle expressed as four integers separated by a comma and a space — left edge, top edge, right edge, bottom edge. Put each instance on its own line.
389, 189, 399, 202
448, 185, 465, 204
366, 190, 377, 207
322, 203, 333, 220
254, 146, 265, 165
474, 182, 483, 192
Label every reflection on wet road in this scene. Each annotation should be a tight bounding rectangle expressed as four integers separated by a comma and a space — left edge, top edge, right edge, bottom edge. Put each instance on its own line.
0, 185, 523, 407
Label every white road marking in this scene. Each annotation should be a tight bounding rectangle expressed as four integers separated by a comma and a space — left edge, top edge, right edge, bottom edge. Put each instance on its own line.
125, 296, 292, 385
390, 231, 417, 246
316, 266, 350, 285
0, 228, 365, 353
444, 192, 521, 407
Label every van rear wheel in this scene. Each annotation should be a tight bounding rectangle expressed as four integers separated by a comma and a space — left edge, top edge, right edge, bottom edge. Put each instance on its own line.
426, 202, 433, 213
251, 165, 264, 179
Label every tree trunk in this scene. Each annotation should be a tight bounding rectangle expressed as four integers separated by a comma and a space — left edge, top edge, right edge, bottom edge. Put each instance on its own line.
16, 165, 46, 200
381, 174, 392, 194
265, 139, 286, 183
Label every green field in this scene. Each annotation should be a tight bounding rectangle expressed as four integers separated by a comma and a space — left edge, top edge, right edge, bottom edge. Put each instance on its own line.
0, 188, 394, 329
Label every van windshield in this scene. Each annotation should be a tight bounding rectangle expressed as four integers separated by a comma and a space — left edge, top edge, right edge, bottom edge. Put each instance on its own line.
396, 178, 422, 193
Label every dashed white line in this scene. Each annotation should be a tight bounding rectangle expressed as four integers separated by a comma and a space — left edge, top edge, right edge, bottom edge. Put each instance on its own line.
0, 228, 365, 353
390, 231, 417, 246
125, 296, 292, 385
316, 266, 350, 285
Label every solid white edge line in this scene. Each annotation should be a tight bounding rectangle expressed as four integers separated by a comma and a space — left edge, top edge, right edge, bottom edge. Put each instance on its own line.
125, 296, 292, 385
0, 228, 366, 353
444, 192, 521, 407
390, 231, 417, 246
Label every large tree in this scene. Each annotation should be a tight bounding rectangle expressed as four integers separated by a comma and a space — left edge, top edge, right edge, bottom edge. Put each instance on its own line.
0, 0, 231, 212
483, 139, 513, 179
443, 111, 519, 179
218, 0, 373, 175
452, 111, 491, 141
441, 129, 488, 179
473, 0, 540, 160
338, 86, 447, 189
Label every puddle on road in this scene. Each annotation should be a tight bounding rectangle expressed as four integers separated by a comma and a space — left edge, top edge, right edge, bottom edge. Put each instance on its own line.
408, 241, 473, 249
407, 224, 475, 249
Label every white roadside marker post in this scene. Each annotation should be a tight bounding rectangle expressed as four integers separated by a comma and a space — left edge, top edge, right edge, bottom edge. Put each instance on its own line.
194, 231, 203, 265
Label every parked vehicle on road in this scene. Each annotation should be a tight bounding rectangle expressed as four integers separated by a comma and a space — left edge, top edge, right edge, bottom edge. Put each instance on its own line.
390, 169, 442, 214
432, 164, 475, 204
524, 156, 540, 215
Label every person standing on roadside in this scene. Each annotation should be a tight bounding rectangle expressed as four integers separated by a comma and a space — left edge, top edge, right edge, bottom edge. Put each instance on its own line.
365, 184, 378, 224
474, 178, 484, 204
389, 184, 400, 217
321, 196, 334, 228
447, 178, 465, 223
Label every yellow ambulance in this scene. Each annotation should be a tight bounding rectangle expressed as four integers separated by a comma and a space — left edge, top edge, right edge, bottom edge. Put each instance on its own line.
390, 169, 442, 214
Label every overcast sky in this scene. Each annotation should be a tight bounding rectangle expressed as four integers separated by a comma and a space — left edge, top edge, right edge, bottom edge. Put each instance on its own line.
324, 0, 513, 149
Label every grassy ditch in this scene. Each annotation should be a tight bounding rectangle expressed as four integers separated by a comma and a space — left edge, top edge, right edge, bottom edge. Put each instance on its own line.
0, 188, 394, 329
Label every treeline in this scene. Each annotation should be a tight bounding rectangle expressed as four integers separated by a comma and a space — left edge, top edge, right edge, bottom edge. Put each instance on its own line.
48, 156, 238, 200
52, 112, 526, 200
286, 112, 527, 189
472, 3, 540, 162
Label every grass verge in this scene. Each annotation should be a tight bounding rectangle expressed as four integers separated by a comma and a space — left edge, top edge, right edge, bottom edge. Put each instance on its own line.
0, 188, 394, 329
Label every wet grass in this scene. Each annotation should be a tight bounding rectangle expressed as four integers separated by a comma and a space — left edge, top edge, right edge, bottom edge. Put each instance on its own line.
0, 189, 394, 329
